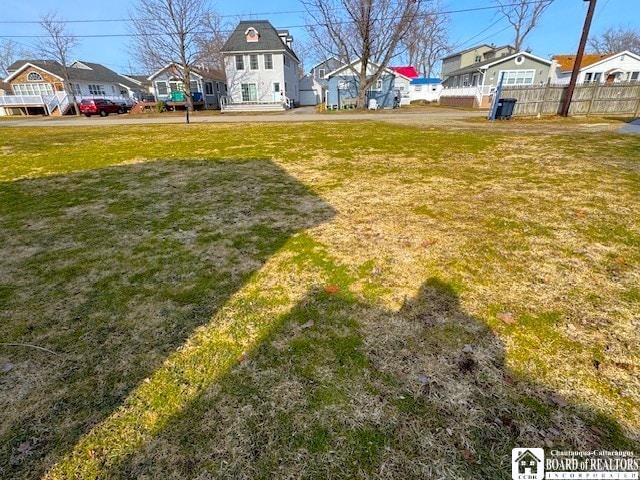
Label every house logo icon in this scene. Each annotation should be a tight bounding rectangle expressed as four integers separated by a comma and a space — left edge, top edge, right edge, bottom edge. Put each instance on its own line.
512, 448, 544, 480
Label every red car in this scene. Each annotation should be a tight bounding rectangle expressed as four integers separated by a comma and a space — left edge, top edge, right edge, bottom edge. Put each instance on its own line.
79, 98, 125, 117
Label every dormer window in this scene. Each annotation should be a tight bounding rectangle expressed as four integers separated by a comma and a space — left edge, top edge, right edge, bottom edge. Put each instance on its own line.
27, 71, 43, 82
245, 27, 259, 43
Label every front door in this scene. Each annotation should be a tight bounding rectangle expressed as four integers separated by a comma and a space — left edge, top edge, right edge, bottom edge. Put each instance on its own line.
273, 82, 281, 102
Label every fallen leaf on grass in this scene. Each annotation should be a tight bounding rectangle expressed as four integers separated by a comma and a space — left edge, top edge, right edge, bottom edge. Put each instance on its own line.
300, 320, 314, 330
504, 374, 515, 385
324, 285, 340, 294
551, 394, 568, 407
17, 442, 32, 455
575, 210, 586, 218
422, 239, 437, 247
544, 438, 554, 448
497, 312, 516, 325
237, 352, 248, 362
460, 450, 475, 462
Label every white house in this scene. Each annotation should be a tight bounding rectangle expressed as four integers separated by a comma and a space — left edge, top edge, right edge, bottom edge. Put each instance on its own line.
409, 78, 442, 103
550, 51, 640, 85
221, 20, 300, 111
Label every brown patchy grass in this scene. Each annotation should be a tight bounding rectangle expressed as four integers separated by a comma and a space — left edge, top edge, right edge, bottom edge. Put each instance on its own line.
0, 122, 638, 479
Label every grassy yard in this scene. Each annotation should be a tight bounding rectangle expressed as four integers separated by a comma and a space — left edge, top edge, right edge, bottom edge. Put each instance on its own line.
0, 121, 638, 479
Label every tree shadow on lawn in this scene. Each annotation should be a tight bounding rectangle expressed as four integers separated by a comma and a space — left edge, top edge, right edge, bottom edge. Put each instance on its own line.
91, 277, 638, 479
0, 158, 335, 479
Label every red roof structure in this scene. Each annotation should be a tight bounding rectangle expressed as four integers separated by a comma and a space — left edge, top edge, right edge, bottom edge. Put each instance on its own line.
389, 66, 419, 78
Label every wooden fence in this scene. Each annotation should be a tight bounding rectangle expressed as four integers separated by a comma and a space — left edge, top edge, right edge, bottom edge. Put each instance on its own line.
499, 83, 640, 117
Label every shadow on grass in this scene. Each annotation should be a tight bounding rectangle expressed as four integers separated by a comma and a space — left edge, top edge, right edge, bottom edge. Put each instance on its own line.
0, 159, 335, 479
94, 278, 638, 479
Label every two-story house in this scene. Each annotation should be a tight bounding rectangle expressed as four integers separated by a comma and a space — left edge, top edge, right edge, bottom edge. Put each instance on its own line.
221, 20, 300, 112
0, 59, 143, 115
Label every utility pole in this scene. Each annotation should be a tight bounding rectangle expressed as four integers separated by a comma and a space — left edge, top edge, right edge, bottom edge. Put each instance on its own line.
560, 0, 597, 117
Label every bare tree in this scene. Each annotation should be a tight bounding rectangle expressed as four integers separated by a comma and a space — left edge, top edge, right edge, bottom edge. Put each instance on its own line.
589, 26, 640, 54
301, 0, 425, 109
195, 11, 229, 72
128, 0, 221, 111
494, 0, 553, 51
37, 11, 81, 116
402, 1, 451, 77
0, 40, 34, 78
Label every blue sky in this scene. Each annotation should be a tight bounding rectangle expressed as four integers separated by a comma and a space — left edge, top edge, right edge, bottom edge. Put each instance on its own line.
1, 0, 637, 74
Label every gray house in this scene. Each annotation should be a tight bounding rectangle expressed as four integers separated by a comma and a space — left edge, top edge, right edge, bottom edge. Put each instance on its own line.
148, 63, 226, 110
221, 20, 300, 111
440, 52, 552, 108
325, 60, 400, 109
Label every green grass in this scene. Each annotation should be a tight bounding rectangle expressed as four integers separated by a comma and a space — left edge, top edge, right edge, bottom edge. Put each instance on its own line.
0, 122, 639, 479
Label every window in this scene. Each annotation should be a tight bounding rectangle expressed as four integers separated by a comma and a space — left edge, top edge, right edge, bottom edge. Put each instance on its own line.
631, 71, 639, 82
264, 54, 273, 70
414, 85, 422, 91
235, 55, 244, 70
499, 70, 535, 85
462, 75, 470, 87
13, 83, 54, 96
88, 84, 106, 95
190, 81, 198, 92
593, 72, 602, 82
273, 82, 280, 92
584, 72, 593, 83
369, 79, 383, 91
284, 56, 290, 68
318, 68, 326, 79
241, 83, 257, 102
72, 84, 81, 95
250, 54, 259, 70
205, 82, 213, 95
157, 82, 168, 96
475, 55, 482, 63
27, 71, 43, 81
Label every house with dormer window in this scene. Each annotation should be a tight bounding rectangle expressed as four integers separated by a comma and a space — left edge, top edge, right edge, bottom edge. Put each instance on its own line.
220, 20, 300, 112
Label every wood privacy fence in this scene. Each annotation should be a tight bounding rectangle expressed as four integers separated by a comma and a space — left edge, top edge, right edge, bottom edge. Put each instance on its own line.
499, 83, 640, 117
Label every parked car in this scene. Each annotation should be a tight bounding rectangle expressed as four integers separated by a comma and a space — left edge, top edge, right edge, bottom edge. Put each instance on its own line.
79, 99, 125, 117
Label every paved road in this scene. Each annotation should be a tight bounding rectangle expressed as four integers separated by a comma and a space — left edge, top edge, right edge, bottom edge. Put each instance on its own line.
618, 118, 640, 134
0, 106, 486, 128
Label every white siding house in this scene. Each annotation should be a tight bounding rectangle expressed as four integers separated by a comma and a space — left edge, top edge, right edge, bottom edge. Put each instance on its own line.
550, 51, 640, 85
221, 20, 301, 111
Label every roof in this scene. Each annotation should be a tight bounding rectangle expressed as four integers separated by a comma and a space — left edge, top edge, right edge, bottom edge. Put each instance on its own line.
221, 20, 299, 62
0, 80, 10, 92
445, 51, 551, 77
5, 59, 140, 89
148, 62, 226, 82
410, 78, 441, 85
553, 53, 613, 72
389, 66, 419, 78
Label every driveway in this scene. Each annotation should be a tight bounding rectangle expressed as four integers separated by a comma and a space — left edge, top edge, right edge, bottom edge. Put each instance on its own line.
618, 118, 640, 134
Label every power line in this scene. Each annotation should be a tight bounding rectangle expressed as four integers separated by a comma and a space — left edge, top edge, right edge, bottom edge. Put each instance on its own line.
0, 0, 555, 29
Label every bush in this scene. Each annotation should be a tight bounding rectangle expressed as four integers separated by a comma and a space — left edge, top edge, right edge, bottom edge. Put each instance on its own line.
409, 99, 433, 106
155, 101, 167, 113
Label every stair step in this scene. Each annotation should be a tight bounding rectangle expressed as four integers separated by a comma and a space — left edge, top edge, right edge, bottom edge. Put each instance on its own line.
222, 103, 285, 113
